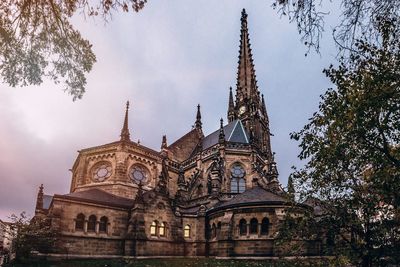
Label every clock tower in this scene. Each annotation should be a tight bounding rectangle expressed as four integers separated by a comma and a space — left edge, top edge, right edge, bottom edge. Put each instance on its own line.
227, 9, 272, 160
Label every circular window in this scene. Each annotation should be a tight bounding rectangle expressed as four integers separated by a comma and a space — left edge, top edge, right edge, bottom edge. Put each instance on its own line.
129, 165, 148, 184
92, 163, 112, 182
231, 165, 245, 178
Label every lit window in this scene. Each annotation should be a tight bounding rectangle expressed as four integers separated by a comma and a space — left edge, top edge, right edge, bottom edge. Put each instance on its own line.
159, 222, 165, 237
184, 225, 191, 238
150, 221, 157, 236
231, 164, 246, 193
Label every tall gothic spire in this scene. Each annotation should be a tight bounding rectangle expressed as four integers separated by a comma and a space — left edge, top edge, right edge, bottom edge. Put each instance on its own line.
236, 8, 258, 103
195, 104, 202, 130
229, 9, 273, 160
120, 101, 131, 142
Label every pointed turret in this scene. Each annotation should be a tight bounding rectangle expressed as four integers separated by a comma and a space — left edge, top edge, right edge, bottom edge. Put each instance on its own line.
261, 94, 267, 116
287, 176, 295, 200
218, 118, 225, 144
195, 104, 202, 130
161, 135, 167, 150
227, 87, 236, 122
120, 101, 131, 142
156, 157, 169, 195
35, 184, 44, 212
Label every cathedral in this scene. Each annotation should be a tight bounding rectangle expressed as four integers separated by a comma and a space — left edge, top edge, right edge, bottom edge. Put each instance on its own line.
34, 9, 314, 257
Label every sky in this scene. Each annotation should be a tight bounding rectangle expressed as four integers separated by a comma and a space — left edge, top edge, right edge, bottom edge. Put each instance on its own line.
0, 0, 339, 220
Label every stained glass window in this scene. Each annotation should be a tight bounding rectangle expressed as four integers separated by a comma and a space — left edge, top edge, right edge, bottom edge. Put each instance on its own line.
230, 164, 246, 193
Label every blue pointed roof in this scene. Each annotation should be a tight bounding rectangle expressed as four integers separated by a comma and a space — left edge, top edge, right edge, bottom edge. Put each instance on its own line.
202, 119, 249, 150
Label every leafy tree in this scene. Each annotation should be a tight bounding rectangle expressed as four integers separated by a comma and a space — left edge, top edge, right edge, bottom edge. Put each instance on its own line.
279, 16, 400, 267
0, 0, 146, 100
8, 212, 59, 261
273, 0, 400, 54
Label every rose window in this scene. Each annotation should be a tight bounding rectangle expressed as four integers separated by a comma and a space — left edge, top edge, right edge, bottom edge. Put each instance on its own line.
92, 163, 112, 182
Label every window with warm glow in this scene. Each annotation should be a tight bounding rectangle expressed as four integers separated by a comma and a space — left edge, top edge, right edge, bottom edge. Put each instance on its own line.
150, 221, 157, 236
184, 224, 191, 238
159, 222, 165, 237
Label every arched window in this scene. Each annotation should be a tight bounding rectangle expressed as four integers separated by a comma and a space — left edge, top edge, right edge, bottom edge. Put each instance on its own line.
230, 164, 246, 193
261, 217, 269, 235
150, 221, 157, 236
206, 224, 211, 239
159, 222, 165, 237
239, 219, 247, 235
217, 222, 222, 238
197, 184, 203, 197
99, 216, 108, 233
88, 215, 96, 232
75, 213, 85, 231
184, 224, 191, 238
212, 223, 217, 239
250, 218, 258, 234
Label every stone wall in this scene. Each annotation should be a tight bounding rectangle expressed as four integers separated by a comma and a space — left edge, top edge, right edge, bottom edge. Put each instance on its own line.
57, 236, 124, 255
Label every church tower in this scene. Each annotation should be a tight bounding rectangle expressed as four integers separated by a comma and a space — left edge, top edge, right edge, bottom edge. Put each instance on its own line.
228, 9, 272, 160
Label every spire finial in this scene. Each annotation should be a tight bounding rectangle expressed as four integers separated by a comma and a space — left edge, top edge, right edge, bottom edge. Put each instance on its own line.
218, 118, 225, 143
195, 104, 202, 129
241, 8, 248, 21
120, 101, 131, 142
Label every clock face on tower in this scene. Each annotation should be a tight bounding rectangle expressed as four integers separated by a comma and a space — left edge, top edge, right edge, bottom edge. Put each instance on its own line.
239, 105, 246, 115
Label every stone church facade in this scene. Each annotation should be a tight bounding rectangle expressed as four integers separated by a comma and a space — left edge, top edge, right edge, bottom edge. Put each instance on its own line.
34, 10, 312, 257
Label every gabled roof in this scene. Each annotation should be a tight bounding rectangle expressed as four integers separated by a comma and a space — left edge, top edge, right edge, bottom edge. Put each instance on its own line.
202, 119, 249, 150
168, 129, 203, 162
210, 186, 287, 212
55, 189, 134, 209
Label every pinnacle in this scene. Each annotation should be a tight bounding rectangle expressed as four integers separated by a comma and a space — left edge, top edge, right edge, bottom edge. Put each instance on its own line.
195, 104, 202, 129
120, 101, 131, 142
